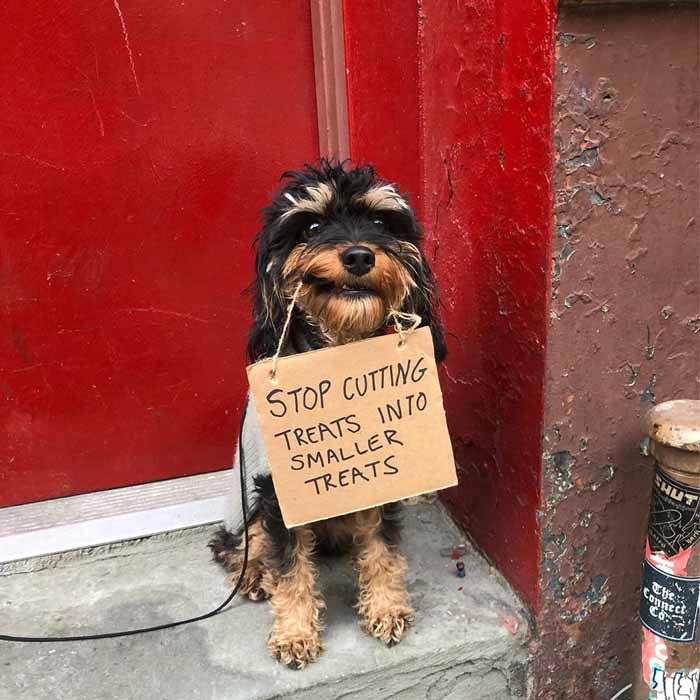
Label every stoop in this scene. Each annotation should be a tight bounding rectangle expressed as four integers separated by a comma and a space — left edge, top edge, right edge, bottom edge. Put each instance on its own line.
1, 501, 529, 700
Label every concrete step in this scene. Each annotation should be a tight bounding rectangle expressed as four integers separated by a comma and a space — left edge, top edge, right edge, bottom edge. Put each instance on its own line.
1, 501, 528, 700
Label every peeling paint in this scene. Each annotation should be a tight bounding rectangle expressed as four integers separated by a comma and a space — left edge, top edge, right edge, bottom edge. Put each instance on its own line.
552, 241, 576, 282
557, 223, 573, 239
641, 373, 657, 403
545, 450, 575, 499
564, 576, 609, 625
639, 437, 651, 457
645, 325, 657, 359
622, 362, 639, 387
541, 529, 568, 601
589, 189, 607, 206
564, 291, 593, 308
564, 146, 598, 173
537, 6, 699, 699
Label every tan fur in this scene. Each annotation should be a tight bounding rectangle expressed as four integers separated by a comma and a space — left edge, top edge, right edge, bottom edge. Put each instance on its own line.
266, 526, 325, 669
312, 516, 354, 551
259, 276, 277, 329
354, 184, 409, 212
226, 511, 412, 665
349, 508, 414, 645
216, 519, 271, 601
282, 243, 413, 343
280, 183, 334, 221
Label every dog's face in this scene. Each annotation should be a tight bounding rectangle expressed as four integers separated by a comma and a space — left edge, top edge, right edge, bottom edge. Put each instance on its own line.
248, 162, 446, 361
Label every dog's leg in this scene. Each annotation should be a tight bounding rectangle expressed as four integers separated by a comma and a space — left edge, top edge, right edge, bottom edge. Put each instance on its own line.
209, 517, 270, 601
352, 506, 414, 646
254, 474, 324, 668
265, 524, 324, 669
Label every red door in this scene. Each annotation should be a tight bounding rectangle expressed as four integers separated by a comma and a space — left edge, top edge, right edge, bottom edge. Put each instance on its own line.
1, 1, 319, 506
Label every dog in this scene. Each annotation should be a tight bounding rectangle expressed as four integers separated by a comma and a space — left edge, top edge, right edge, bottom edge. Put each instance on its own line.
209, 160, 446, 669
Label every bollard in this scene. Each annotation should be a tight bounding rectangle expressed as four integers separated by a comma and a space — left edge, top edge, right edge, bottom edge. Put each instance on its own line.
633, 400, 700, 700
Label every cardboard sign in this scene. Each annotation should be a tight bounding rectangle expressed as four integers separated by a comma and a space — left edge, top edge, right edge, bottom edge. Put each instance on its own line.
246, 326, 457, 527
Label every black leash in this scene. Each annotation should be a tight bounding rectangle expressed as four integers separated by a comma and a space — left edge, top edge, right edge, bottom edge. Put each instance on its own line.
0, 403, 250, 643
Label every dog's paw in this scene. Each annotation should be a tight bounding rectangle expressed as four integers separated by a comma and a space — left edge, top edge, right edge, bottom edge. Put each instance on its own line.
226, 566, 269, 602
267, 634, 323, 669
361, 607, 414, 647
240, 576, 269, 602
245, 584, 269, 602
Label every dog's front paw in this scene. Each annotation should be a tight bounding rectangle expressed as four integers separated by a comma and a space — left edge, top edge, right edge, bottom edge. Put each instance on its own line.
267, 634, 323, 669
361, 606, 415, 647
243, 578, 269, 601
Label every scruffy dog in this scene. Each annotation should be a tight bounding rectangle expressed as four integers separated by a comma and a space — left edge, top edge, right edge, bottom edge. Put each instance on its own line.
210, 161, 445, 669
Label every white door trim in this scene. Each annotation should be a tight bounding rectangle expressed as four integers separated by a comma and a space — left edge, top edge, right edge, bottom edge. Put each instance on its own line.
0, 470, 232, 564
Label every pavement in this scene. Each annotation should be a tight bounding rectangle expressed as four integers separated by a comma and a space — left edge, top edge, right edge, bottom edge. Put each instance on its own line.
1, 500, 529, 700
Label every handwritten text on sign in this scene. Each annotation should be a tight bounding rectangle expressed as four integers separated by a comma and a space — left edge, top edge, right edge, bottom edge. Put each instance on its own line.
246, 327, 457, 527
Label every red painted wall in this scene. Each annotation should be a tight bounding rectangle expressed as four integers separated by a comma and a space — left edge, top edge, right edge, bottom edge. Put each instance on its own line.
1, 1, 318, 506
344, 0, 556, 609
343, 0, 421, 208
3, 0, 557, 611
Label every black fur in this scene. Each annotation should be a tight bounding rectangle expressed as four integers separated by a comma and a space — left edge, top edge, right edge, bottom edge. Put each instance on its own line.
378, 501, 403, 548
232, 161, 445, 579
247, 160, 446, 363
208, 525, 241, 569
254, 473, 299, 575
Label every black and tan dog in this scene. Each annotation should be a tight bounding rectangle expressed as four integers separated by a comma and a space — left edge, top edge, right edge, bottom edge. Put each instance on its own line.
210, 160, 446, 669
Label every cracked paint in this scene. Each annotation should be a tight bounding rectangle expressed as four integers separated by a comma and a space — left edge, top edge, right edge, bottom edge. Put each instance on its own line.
640, 373, 657, 403
536, 5, 699, 699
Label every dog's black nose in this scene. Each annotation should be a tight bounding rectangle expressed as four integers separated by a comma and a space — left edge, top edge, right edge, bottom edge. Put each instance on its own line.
341, 246, 375, 276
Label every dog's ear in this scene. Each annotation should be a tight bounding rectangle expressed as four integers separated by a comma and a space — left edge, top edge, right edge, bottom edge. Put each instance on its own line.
407, 251, 447, 363
247, 223, 287, 362
394, 203, 447, 364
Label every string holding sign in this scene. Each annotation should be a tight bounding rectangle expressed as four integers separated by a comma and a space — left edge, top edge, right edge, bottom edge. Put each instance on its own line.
269, 280, 304, 385
387, 308, 422, 347
247, 306, 457, 527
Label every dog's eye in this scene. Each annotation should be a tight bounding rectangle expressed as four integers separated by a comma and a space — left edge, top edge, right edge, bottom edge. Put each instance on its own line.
372, 218, 384, 228
303, 222, 321, 239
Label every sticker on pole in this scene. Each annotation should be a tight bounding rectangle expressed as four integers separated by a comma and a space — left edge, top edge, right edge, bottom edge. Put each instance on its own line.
246, 327, 457, 527
640, 560, 700, 643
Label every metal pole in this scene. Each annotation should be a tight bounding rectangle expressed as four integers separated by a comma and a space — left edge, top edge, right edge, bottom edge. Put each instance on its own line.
633, 400, 700, 699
